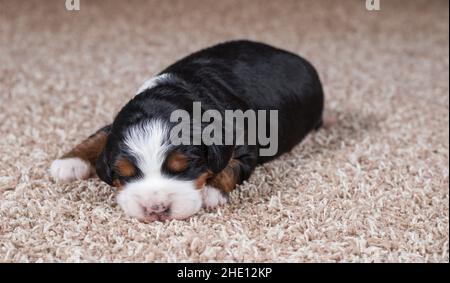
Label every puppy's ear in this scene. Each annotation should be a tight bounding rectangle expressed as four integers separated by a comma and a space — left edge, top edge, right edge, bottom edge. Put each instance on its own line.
207, 145, 234, 174
95, 150, 115, 186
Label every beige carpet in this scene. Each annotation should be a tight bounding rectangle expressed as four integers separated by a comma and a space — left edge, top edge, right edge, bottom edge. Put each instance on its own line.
0, 0, 448, 262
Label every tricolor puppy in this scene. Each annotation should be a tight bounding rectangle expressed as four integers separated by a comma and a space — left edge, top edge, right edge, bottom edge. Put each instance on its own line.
50, 40, 324, 222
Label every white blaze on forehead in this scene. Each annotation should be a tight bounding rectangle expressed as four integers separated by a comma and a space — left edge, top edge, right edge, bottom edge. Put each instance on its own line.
124, 120, 170, 176
136, 73, 174, 95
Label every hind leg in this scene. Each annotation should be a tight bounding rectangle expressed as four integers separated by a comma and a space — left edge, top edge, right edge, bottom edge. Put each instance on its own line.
50, 125, 111, 182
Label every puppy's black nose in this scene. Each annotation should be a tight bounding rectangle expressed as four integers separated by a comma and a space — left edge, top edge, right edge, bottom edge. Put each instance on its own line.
146, 204, 168, 214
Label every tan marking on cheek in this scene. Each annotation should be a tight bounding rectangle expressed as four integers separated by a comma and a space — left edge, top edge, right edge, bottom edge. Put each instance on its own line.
112, 179, 123, 189
207, 159, 241, 193
62, 131, 108, 166
195, 171, 212, 189
115, 158, 136, 177
166, 151, 189, 172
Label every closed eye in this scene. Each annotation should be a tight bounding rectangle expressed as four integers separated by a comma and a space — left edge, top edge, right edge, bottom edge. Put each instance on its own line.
115, 158, 137, 177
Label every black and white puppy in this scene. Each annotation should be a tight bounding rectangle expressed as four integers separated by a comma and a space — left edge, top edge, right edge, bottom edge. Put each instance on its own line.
50, 40, 324, 222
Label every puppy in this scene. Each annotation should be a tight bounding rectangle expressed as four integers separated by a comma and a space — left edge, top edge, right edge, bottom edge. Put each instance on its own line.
50, 40, 324, 222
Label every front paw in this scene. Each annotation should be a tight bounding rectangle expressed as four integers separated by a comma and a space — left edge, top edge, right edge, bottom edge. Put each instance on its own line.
50, 158, 92, 182
201, 186, 228, 210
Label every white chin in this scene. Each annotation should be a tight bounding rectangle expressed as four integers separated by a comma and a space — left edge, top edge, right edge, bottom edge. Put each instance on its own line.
116, 177, 202, 221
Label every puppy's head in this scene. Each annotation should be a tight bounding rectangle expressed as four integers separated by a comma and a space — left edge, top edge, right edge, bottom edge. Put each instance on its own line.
96, 118, 232, 222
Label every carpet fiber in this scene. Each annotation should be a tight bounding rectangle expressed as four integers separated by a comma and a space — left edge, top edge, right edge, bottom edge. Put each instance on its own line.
0, 0, 448, 262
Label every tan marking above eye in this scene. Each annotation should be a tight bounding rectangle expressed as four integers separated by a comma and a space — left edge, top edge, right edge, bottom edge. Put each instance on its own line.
166, 150, 189, 173
115, 158, 136, 177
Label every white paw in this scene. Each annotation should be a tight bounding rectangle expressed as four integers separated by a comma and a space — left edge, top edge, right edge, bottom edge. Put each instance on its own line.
50, 158, 92, 182
202, 186, 228, 209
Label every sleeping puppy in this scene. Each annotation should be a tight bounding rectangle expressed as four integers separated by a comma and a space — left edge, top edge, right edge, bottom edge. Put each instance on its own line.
50, 40, 324, 222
